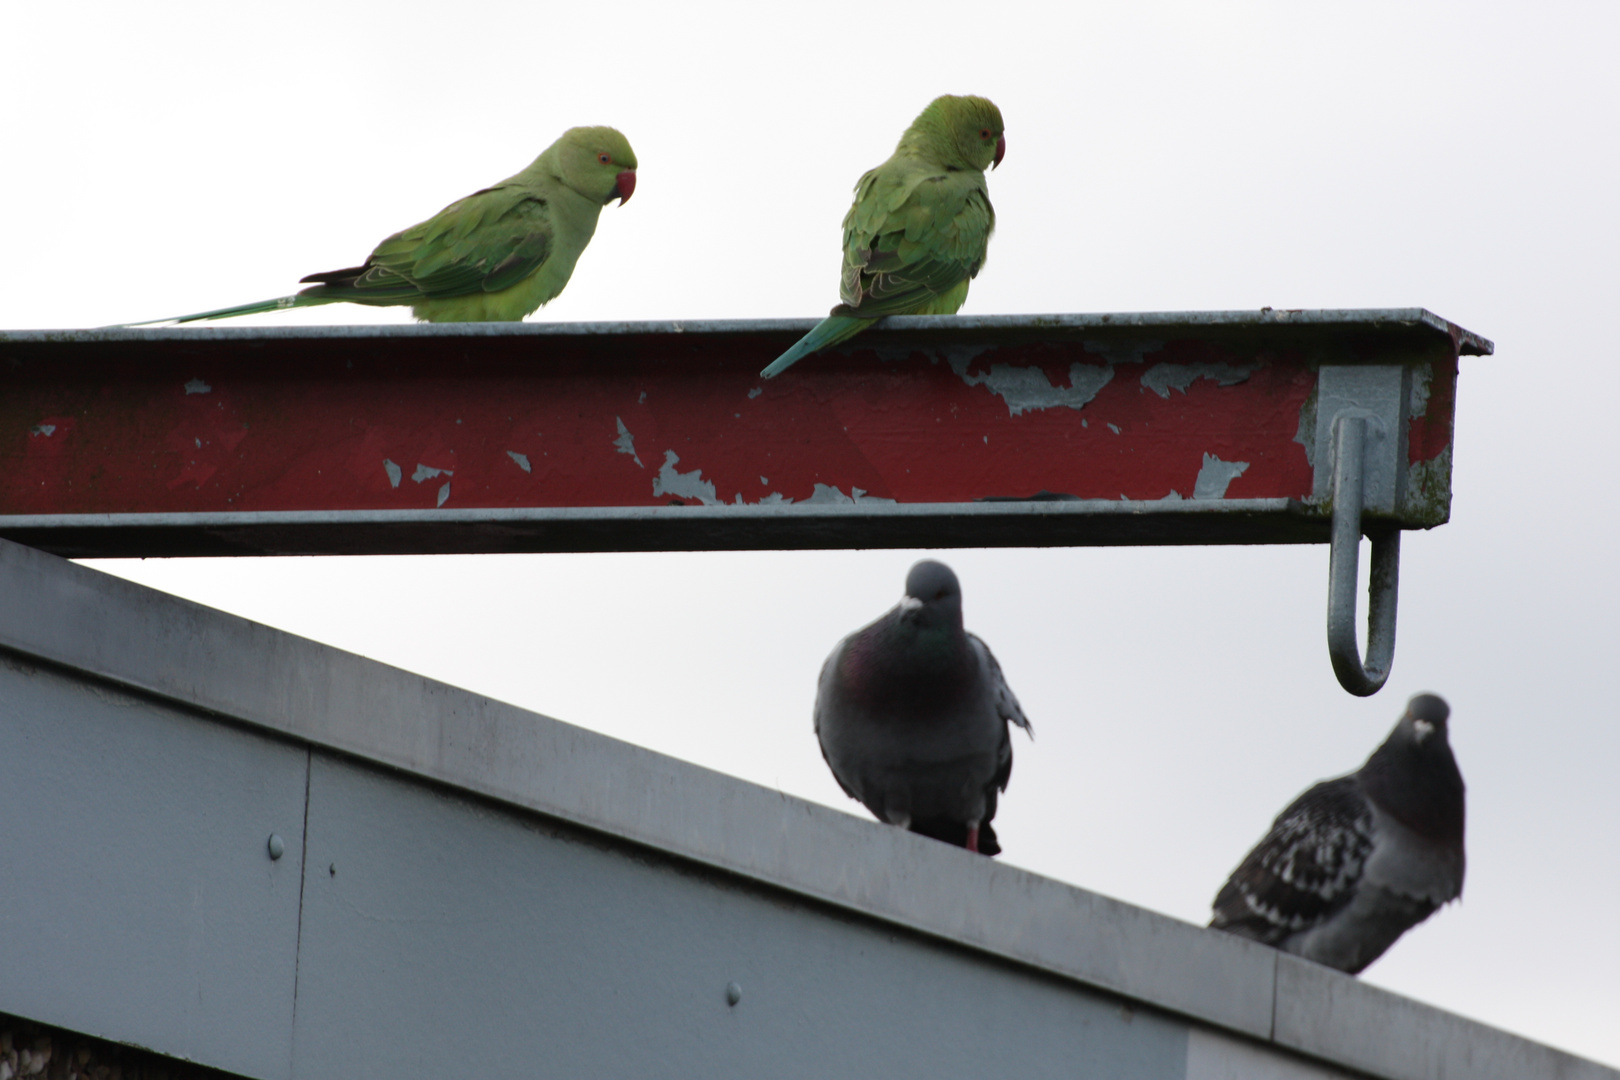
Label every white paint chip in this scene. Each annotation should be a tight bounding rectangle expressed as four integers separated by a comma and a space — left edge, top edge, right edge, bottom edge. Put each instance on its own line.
412, 463, 452, 483
1141, 361, 1259, 399
806, 484, 897, 505
748, 387, 763, 399
382, 459, 402, 488
949, 353, 1116, 417
614, 417, 644, 468
184, 379, 212, 395
436, 481, 451, 507
1134, 361, 1257, 399
506, 451, 532, 473
30, 424, 56, 437
1193, 453, 1251, 499
652, 450, 718, 505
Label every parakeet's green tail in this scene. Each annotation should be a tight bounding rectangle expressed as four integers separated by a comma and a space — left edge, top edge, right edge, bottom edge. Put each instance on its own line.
121, 294, 335, 327
760, 314, 875, 378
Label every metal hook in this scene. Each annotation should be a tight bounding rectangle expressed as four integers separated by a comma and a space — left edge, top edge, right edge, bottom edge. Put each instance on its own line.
1327, 415, 1400, 696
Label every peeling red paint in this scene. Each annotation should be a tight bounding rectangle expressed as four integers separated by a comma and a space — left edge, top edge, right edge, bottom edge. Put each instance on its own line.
0, 324, 1456, 521
1409, 353, 1458, 465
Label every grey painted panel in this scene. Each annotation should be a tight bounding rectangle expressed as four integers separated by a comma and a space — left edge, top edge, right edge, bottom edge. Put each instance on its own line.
1186, 1029, 1356, 1080
292, 752, 1190, 1080
1272, 956, 1614, 1080
0, 538, 1280, 1041
0, 541, 1613, 1080
0, 653, 307, 1080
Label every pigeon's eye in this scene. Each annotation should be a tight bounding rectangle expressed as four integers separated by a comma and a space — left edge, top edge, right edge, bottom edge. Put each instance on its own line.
598, 153, 612, 165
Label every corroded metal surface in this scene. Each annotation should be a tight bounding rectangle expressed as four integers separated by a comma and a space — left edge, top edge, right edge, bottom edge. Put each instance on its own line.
0, 310, 1487, 557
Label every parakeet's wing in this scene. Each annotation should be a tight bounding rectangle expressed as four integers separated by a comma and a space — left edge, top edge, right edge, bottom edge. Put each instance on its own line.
837, 165, 994, 317
1210, 776, 1375, 944
299, 184, 554, 302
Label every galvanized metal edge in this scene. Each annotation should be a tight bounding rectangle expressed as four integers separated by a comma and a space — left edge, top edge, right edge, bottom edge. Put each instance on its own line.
0, 499, 1326, 559
0, 498, 1311, 530
1272, 956, 1612, 1080
0, 538, 1597, 1080
0, 308, 1494, 355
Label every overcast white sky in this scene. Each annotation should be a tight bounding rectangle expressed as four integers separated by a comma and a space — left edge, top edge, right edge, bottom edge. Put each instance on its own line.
5, 0, 1618, 1067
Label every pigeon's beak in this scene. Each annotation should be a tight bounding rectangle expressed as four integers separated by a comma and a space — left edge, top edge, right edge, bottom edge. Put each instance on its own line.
1412, 718, 1434, 743
992, 135, 1006, 170
898, 595, 924, 614
615, 170, 636, 206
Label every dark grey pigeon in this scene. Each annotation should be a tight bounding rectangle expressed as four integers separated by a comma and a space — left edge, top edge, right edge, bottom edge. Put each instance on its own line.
1210, 693, 1465, 974
813, 560, 1032, 856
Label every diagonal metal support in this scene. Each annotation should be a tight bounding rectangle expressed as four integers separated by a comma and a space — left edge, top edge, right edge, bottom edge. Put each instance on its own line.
1327, 415, 1401, 696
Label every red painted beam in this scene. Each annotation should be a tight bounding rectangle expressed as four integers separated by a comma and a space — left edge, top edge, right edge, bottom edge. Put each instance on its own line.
0, 311, 1487, 557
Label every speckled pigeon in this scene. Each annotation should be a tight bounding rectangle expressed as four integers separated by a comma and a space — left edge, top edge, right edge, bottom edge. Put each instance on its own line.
813, 560, 1032, 856
1209, 693, 1466, 974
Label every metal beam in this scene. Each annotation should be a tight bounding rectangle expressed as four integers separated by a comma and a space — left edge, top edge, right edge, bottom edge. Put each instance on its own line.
1, 309, 1487, 559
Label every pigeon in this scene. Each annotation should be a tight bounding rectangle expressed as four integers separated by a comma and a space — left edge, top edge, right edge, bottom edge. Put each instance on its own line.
1209, 693, 1466, 974
813, 560, 1032, 855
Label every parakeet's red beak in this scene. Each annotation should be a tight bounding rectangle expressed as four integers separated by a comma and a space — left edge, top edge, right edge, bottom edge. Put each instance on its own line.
993, 135, 1006, 170
615, 170, 636, 205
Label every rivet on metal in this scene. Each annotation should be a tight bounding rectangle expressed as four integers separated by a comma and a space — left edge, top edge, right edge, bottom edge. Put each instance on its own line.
725, 982, 742, 1006
267, 834, 285, 860
329, 863, 337, 877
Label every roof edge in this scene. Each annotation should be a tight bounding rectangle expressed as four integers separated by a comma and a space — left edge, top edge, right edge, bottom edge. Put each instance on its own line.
0, 538, 1598, 1080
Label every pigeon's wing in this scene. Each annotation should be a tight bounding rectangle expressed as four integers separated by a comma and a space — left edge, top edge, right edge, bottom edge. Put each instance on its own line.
811, 640, 861, 802
966, 632, 1029, 799
1210, 776, 1375, 944
971, 632, 1032, 736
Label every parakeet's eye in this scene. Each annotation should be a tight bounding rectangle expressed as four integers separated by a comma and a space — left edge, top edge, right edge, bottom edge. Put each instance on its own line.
598, 153, 612, 165
979, 128, 991, 139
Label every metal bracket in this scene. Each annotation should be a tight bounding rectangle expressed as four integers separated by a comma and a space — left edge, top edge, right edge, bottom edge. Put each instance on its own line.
1315, 366, 1410, 696
1327, 416, 1401, 695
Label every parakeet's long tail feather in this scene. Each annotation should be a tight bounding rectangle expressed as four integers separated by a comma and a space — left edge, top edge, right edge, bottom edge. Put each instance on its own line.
760, 314, 875, 378
119, 294, 333, 327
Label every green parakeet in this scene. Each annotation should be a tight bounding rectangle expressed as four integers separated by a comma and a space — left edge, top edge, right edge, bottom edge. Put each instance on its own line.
761, 95, 1004, 378
133, 127, 637, 325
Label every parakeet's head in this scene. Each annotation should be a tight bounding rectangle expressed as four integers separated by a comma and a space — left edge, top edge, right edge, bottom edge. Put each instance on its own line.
906, 95, 1006, 172
556, 126, 639, 205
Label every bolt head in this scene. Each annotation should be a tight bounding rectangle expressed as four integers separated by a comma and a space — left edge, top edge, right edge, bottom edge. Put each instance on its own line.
725, 981, 742, 1006
267, 834, 285, 860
